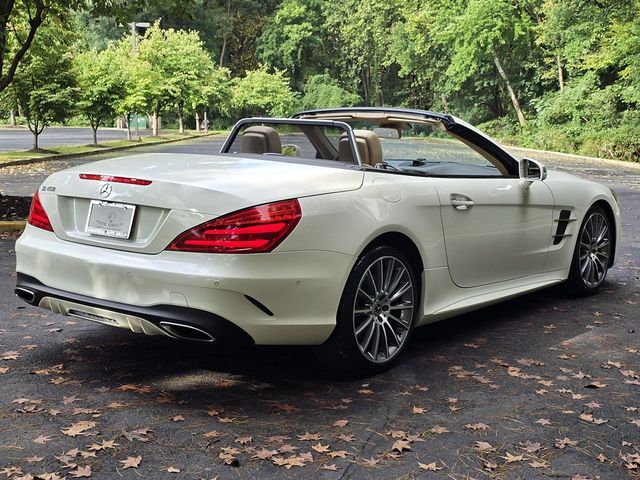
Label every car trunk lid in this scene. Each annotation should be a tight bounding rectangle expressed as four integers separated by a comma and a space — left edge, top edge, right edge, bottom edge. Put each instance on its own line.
40, 153, 364, 254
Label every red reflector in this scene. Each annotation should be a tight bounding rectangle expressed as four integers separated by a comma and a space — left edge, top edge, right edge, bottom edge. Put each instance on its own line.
167, 199, 302, 254
27, 192, 53, 232
79, 174, 152, 186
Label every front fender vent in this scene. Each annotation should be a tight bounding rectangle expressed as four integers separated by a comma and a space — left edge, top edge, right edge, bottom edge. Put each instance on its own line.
553, 209, 576, 245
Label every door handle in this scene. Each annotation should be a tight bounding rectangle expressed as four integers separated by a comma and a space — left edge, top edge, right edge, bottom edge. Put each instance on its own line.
450, 193, 474, 210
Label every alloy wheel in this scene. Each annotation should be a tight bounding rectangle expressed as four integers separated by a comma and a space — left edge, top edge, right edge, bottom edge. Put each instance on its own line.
352, 256, 414, 363
579, 212, 610, 288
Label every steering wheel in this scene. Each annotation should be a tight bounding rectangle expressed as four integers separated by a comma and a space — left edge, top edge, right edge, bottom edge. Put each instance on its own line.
374, 161, 403, 172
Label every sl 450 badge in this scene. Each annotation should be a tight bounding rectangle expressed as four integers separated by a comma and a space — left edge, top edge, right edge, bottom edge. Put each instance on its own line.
40, 185, 56, 192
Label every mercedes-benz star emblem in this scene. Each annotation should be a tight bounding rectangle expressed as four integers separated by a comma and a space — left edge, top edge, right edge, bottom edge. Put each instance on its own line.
99, 183, 112, 198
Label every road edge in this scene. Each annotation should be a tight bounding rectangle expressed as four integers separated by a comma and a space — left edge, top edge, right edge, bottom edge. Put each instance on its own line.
0, 131, 219, 169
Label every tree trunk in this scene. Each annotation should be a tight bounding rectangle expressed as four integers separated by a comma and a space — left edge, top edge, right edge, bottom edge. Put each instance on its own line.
152, 106, 159, 136
177, 101, 184, 134
195, 111, 200, 132
204, 110, 208, 132
557, 52, 564, 91
124, 114, 131, 140
9, 109, 15, 126
219, 0, 231, 67
492, 48, 526, 126
32, 131, 38, 150
92, 125, 98, 147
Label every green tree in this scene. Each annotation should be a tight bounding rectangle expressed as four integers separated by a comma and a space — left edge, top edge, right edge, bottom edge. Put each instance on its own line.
137, 22, 214, 134
230, 66, 295, 117
0, 0, 130, 94
75, 48, 126, 146
189, 66, 232, 131
298, 74, 360, 110
443, 0, 538, 126
258, 0, 328, 88
7, 22, 77, 150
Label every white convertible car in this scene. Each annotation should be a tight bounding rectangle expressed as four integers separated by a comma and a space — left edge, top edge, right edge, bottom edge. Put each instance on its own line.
15, 108, 620, 372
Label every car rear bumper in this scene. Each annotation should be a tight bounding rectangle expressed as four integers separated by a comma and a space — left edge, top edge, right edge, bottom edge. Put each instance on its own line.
15, 273, 254, 344
15, 225, 356, 345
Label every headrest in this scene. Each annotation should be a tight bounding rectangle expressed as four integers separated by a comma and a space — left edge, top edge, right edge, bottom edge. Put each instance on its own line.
338, 130, 382, 166
241, 126, 282, 154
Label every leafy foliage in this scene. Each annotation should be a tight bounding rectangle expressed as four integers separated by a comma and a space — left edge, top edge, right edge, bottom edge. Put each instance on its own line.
230, 66, 295, 117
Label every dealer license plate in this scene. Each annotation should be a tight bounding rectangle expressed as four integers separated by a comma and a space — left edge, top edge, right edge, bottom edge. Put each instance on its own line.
85, 200, 136, 239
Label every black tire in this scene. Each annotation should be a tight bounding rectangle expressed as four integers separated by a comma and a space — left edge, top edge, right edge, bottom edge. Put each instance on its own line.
314, 245, 419, 374
565, 205, 612, 296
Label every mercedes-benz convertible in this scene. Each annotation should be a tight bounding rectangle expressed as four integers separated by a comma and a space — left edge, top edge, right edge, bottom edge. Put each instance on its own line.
14, 108, 621, 372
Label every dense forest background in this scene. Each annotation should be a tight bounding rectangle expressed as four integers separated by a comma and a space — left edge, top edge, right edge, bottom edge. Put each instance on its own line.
6, 0, 640, 161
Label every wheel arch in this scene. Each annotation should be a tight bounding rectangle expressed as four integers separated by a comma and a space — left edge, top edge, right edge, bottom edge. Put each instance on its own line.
359, 231, 425, 280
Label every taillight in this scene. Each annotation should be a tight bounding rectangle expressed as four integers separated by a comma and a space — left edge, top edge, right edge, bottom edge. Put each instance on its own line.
28, 192, 53, 232
168, 199, 302, 253
79, 174, 152, 186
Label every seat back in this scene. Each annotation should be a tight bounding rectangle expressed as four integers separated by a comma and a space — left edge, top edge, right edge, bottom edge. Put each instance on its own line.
338, 130, 382, 166
240, 126, 282, 154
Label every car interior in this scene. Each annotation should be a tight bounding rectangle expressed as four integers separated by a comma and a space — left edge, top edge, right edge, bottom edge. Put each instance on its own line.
227, 119, 508, 178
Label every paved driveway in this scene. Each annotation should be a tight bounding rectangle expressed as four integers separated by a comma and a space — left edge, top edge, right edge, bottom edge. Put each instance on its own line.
0, 144, 638, 479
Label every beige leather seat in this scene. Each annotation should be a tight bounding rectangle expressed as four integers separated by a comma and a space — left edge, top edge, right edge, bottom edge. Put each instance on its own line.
338, 130, 382, 166
240, 126, 282, 154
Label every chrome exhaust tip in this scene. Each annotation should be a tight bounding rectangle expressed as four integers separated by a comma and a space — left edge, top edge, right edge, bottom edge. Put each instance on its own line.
159, 321, 215, 342
15, 287, 36, 304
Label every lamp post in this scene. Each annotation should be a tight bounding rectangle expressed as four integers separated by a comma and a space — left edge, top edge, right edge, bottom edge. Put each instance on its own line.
128, 22, 150, 140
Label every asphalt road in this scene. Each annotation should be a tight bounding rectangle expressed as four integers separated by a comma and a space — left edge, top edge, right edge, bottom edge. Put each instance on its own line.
0, 143, 638, 479
0, 127, 151, 152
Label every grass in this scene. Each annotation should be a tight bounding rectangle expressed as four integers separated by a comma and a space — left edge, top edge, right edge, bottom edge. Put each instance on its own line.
0, 130, 226, 165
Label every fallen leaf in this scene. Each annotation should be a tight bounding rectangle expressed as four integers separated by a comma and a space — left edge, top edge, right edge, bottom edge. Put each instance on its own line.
412, 406, 426, 414
464, 422, 490, 431
171, 415, 185, 422
88, 440, 118, 451
529, 459, 549, 468
585, 381, 608, 389
234, 436, 252, 445
68, 465, 91, 478
535, 418, 551, 426
33, 435, 52, 444
311, 443, 330, 453
519, 441, 543, 453
392, 440, 411, 453
321, 464, 337, 471
474, 441, 496, 452
120, 456, 142, 469
61, 421, 96, 437
329, 450, 348, 458
430, 426, 449, 434
167, 467, 180, 473
333, 419, 349, 428
123, 428, 152, 442
252, 448, 278, 460
501, 452, 524, 463
555, 437, 578, 449
418, 461, 443, 471
297, 432, 322, 441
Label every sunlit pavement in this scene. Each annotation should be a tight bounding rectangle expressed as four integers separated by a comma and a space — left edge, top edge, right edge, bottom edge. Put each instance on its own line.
0, 147, 638, 479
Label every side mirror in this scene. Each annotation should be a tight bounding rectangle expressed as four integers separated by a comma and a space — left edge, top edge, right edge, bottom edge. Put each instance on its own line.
519, 158, 547, 187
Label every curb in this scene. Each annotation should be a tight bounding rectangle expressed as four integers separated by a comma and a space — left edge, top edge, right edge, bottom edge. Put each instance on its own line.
0, 220, 25, 232
0, 132, 219, 169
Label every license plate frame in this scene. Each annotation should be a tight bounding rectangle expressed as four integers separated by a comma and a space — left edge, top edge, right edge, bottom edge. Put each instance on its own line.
85, 200, 136, 239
